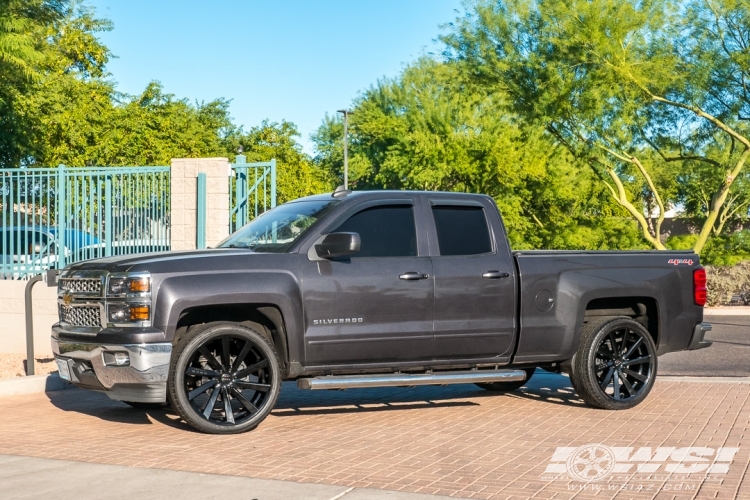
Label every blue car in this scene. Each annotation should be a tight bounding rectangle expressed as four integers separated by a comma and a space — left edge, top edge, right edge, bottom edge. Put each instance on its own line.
0, 226, 98, 278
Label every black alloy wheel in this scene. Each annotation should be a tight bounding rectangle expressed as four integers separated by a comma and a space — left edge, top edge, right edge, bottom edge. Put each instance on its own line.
572, 317, 657, 410
475, 368, 535, 392
168, 323, 281, 434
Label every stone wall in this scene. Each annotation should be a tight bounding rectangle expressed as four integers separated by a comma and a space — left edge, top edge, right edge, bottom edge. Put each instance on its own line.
170, 157, 231, 250
0, 280, 57, 357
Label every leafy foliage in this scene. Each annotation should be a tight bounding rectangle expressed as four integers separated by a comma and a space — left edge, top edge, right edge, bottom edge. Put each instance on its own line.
312, 59, 644, 249
704, 261, 750, 306
0, 0, 326, 205
441, 0, 750, 254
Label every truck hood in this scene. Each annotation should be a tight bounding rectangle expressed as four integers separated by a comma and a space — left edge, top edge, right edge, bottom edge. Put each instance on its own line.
63, 248, 295, 275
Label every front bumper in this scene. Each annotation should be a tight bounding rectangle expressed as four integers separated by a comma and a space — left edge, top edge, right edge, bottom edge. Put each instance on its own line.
687, 322, 713, 350
51, 337, 171, 403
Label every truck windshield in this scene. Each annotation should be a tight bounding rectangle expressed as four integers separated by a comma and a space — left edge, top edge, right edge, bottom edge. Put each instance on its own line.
218, 200, 339, 252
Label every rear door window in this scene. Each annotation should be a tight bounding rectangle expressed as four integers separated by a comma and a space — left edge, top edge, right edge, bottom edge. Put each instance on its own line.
432, 205, 492, 256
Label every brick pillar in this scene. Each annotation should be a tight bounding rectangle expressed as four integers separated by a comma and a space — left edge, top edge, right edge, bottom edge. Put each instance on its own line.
170, 158, 231, 251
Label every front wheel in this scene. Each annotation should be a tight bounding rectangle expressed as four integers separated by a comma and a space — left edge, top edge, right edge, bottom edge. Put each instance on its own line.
572, 317, 657, 410
168, 322, 282, 434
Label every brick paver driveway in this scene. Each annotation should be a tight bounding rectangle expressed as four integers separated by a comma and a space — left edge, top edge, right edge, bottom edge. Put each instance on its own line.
0, 373, 748, 500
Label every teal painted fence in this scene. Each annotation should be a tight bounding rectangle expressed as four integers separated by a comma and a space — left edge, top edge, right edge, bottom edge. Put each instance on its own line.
229, 156, 276, 233
0, 165, 170, 279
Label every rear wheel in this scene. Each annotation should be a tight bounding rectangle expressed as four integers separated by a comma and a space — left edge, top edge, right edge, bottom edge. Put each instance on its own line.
572, 317, 657, 410
475, 368, 535, 392
168, 322, 281, 434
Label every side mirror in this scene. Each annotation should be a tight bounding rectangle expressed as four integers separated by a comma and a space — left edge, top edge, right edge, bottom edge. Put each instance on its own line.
315, 232, 361, 259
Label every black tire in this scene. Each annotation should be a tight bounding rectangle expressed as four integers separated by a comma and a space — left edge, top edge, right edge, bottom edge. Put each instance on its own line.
567, 354, 582, 394
123, 401, 170, 410
168, 322, 282, 434
572, 317, 657, 410
475, 368, 535, 392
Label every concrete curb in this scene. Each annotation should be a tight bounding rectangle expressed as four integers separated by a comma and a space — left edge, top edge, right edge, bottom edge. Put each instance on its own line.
0, 372, 69, 397
704, 307, 750, 316
657, 376, 750, 384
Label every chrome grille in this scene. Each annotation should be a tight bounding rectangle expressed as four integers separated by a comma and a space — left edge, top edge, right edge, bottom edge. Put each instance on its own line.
59, 278, 102, 294
59, 305, 102, 327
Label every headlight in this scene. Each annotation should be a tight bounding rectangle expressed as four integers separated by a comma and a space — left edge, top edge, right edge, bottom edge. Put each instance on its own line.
108, 275, 150, 296
107, 303, 150, 324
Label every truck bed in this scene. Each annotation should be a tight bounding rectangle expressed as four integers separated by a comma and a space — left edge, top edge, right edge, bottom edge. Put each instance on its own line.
512, 250, 703, 364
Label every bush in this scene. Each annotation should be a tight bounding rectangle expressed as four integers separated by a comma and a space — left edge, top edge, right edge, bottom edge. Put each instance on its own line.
705, 261, 750, 306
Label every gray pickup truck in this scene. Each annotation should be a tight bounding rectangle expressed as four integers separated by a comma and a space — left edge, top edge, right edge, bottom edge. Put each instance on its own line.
52, 189, 712, 434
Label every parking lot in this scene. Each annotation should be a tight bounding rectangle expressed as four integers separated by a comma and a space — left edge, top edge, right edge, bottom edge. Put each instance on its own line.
0, 376, 748, 499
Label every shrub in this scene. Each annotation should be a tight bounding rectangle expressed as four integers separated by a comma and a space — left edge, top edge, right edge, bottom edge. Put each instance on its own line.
705, 261, 750, 306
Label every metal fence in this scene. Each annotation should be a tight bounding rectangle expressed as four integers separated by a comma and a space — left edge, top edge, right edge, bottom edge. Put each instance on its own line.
229, 156, 276, 234
0, 165, 170, 279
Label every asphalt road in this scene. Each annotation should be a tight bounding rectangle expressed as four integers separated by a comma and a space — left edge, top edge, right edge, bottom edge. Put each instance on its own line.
660, 315, 750, 377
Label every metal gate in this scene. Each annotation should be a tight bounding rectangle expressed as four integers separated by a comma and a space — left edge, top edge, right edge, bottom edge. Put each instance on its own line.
229, 156, 276, 233
0, 164, 170, 279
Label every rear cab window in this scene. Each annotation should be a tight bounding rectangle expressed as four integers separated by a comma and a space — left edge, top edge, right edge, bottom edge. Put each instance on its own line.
431, 205, 492, 256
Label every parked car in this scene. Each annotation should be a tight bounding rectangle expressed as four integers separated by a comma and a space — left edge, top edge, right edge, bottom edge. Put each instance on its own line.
0, 226, 98, 279
52, 189, 711, 434
0, 226, 97, 278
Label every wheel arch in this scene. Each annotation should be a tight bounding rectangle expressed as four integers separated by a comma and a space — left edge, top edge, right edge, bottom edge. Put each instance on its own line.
583, 296, 659, 346
172, 303, 292, 377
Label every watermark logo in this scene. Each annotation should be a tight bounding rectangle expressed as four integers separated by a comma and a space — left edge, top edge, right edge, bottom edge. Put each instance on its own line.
566, 444, 616, 482
544, 445, 739, 482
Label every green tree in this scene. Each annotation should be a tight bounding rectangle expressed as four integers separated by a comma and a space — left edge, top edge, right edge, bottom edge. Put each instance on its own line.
443, 0, 750, 254
313, 59, 644, 249
226, 120, 330, 203
2, 0, 328, 202
0, 0, 71, 166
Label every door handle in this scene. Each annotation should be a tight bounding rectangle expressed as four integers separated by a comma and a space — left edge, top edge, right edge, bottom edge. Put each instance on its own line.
399, 272, 429, 281
482, 271, 510, 279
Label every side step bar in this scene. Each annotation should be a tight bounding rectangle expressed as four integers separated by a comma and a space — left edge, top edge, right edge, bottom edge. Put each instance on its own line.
297, 369, 527, 390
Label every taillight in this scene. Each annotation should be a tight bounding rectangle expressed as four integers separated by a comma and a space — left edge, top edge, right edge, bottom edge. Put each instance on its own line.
693, 268, 707, 306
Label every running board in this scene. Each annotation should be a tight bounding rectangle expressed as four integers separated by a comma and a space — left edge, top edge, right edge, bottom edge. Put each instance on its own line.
297, 369, 527, 390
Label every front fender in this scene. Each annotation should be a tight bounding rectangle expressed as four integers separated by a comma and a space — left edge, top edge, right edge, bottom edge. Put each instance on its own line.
152, 270, 304, 363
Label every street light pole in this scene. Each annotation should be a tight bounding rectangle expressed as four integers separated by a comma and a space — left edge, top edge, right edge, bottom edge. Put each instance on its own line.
337, 109, 351, 190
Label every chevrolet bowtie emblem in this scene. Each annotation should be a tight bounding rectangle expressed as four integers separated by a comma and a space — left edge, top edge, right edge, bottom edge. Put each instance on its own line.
62, 293, 73, 305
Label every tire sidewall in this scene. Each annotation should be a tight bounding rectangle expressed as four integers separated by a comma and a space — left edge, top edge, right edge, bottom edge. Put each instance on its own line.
578, 318, 657, 410
169, 323, 282, 434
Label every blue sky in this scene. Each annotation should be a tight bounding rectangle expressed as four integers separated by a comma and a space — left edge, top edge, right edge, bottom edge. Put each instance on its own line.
87, 0, 465, 154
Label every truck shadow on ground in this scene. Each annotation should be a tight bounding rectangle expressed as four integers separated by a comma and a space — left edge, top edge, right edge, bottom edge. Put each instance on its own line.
45, 373, 584, 430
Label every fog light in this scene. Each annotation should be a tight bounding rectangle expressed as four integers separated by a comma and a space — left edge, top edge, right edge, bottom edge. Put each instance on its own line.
103, 351, 130, 366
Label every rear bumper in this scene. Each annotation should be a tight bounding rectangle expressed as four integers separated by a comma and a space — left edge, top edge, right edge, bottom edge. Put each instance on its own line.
687, 322, 713, 350
51, 337, 171, 403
